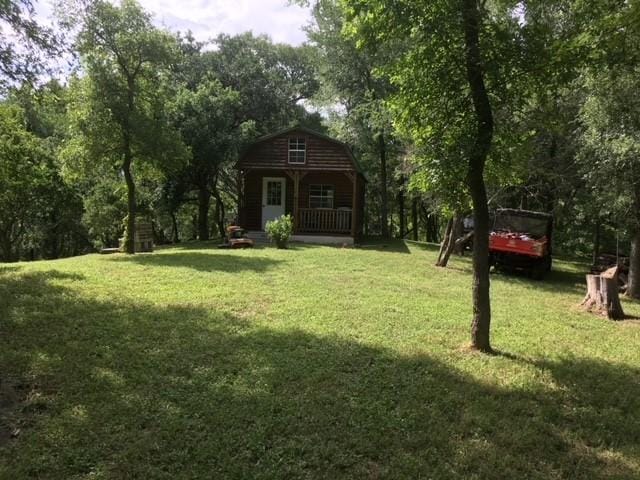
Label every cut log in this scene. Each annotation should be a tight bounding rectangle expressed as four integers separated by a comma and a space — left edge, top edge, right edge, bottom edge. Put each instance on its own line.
581, 266, 625, 320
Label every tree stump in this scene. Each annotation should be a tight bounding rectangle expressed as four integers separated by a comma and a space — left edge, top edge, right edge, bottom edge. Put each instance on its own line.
581, 266, 625, 320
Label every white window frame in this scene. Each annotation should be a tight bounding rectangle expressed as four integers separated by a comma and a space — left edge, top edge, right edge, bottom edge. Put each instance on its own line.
288, 137, 306, 164
309, 184, 334, 209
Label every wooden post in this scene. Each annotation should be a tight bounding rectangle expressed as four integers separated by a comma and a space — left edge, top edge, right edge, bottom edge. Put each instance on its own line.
236, 170, 245, 226
351, 172, 358, 239
411, 197, 419, 241
293, 171, 300, 234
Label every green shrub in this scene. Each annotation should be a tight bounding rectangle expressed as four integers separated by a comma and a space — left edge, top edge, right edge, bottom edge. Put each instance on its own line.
265, 214, 293, 249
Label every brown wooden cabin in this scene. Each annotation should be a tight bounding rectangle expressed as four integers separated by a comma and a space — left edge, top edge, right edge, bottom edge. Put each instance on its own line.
236, 126, 366, 244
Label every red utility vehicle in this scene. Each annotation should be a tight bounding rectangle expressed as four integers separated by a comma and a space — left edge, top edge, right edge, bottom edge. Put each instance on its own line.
489, 208, 553, 279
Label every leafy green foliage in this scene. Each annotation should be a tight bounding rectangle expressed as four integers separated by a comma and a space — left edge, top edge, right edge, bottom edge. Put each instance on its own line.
340, 0, 535, 212
0, 0, 60, 90
0, 104, 66, 261
305, 0, 399, 236
209, 32, 320, 132
265, 214, 294, 248
167, 32, 321, 242
579, 69, 640, 228
65, 0, 186, 253
81, 178, 128, 249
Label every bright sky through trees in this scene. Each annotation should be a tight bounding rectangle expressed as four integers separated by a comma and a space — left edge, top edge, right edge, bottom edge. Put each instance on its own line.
34, 0, 313, 45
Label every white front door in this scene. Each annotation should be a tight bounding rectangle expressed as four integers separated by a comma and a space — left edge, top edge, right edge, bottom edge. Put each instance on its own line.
262, 177, 286, 230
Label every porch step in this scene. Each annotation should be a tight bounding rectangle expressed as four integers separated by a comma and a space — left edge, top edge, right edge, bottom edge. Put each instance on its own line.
246, 231, 270, 244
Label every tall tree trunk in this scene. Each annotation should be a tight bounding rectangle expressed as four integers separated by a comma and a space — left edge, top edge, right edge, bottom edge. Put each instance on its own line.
122, 77, 136, 254
462, 0, 494, 353
45, 211, 60, 259
544, 138, 557, 212
411, 197, 419, 241
436, 218, 453, 266
437, 215, 462, 267
378, 133, 389, 238
191, 214, 198, 240
592, 219, 600, 267
197, 186, 210, 241
424, 210, 439, 244
398, 175, 406, 238
211, 187, 226, 239
364, 206, 369, 236
420, 203, 435, 242
452, 215, 465, 255
211, 172, 226, 239
236, 171, 243, 225
628, 230, 640, 299
212, 199, 220, 239
122, 154, 136, 254
170, 212, 180, 243
216, 196, 225, 239
0, 233, 13, 262
628, 176, 640, 299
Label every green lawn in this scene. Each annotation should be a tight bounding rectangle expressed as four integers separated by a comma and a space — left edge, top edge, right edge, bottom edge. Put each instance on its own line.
1, 241, 639, 479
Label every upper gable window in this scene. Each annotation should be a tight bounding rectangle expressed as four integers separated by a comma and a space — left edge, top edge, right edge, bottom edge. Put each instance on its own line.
288, 137, 306, 164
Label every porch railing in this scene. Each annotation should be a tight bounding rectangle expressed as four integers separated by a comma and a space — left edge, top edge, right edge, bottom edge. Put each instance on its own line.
298, 208, 352, 233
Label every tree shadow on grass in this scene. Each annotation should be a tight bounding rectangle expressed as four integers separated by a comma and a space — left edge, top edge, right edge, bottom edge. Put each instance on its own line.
110, 251, 282, 273
154, 239, 224, 251
356, 238, 415, 254
1, 271, 639, 479
0, 265, 21, 275
491, 263, 587, 296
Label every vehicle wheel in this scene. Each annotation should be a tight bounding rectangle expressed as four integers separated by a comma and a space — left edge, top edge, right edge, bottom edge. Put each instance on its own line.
530, 262, 546, 280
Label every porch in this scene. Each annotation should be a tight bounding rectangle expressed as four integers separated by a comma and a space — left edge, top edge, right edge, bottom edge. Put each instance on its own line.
247, 230, 354, 246
297, 207, 352, 234
238, 168, 365, 240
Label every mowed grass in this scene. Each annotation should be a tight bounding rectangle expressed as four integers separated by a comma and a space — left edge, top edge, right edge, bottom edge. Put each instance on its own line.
1, 240, 639, 479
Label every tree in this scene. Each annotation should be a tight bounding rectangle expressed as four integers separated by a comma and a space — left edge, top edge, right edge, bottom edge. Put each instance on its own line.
460, 0, 494, 351
70, 0, 183, 253
170, 33, 320, 240
580, 69, 640, 299
0, 104, 58, 261
209, 33, 320, 133
7, 80, 91, 259
342, 0, 558, 351
577, 0, 640, 298
0, 0, 59, 90
303, 0, 398, 237
172, 77, 244, 240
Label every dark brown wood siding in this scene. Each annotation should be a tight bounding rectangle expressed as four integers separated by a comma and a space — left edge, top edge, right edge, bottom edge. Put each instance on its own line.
238, 129, 365, 237
357, 172, 366, 238
240, 170, 293, 231
239, 129, 356, 172
298, 172, 354, 209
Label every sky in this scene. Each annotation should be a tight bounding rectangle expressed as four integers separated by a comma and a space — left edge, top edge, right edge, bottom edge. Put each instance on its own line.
35, 0, 313, 45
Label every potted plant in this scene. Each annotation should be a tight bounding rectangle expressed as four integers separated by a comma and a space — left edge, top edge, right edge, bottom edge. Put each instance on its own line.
265, 214, 293, 249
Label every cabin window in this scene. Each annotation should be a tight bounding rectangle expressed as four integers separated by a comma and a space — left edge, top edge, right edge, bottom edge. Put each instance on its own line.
266, 181, 283, 206
288, 137, 306, 164
309, 184, 334, 209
